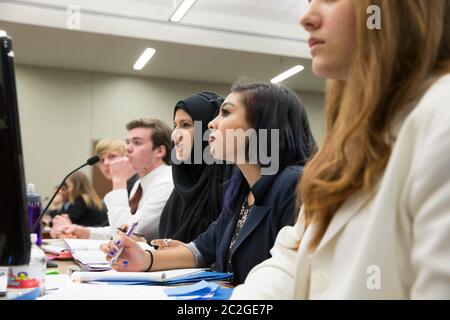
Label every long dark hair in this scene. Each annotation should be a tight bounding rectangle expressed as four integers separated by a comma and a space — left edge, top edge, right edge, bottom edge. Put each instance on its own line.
223, 80, 316, 216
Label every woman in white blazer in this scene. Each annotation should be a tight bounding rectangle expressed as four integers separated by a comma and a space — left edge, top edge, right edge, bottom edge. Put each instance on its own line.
231, 0, 450, 299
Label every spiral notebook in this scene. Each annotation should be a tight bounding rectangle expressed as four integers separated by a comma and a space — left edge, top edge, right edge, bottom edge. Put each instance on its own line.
64, 239, 153, 271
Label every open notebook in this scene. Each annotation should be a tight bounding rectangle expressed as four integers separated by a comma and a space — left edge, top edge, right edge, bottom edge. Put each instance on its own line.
64, 239, 153, 271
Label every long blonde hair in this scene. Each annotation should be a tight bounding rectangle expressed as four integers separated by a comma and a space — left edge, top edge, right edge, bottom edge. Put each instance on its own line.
300, 0, 450, 250
67, 171, 103, 211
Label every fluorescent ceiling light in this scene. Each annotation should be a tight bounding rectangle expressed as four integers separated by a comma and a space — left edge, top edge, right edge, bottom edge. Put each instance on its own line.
271, 65, 304, 84
170, 0, 196, 22
133, 48, 156, 70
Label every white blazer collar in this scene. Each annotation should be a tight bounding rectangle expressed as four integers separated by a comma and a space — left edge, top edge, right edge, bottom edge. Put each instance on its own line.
314, 192, 370, 253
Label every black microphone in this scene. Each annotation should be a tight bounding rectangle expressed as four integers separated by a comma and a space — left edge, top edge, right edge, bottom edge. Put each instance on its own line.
31, 155, 100, 233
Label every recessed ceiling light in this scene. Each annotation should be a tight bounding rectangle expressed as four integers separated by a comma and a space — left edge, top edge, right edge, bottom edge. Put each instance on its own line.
133, 48, 156, 71
170, 0, 196, 23
271, 65, 304, 84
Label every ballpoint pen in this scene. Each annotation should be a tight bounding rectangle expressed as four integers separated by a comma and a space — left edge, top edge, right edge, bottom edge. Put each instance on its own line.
117, 226, 158, 249
116, 226, 144, 238
110, 221, 138, 264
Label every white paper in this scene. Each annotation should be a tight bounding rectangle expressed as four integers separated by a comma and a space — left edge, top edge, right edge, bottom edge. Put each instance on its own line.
39, 282, 169, 300
64, 239, 110, 251
64, 239, 153, 270
71, 268, 205, 282
45, 274, 72, 293
41, 245, 69, 255
64, 239, 153, 251
72, 251, 109, 265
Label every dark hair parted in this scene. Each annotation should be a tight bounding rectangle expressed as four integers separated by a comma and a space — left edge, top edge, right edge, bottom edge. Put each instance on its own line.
230, 80, 317, 168
223, 79, 317, 216
126, 118, 172, 165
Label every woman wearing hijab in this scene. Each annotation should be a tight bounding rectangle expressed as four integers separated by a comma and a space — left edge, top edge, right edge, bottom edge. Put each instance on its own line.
158, 92, 234, 243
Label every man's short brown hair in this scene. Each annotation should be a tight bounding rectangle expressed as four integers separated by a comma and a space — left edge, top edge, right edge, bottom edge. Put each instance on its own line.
126, 118, 172, 165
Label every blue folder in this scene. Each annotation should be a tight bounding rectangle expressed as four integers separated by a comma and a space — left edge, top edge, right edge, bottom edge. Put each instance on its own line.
165, 280, 234, 300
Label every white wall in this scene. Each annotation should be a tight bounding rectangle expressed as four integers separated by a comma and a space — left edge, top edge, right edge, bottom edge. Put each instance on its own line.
298, 90, 325, 144
15, 65, 324, 201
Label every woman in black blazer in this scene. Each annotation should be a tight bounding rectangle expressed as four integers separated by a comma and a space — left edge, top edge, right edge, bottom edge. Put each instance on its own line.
101, 80, 316, 284
52, 171, 107, 227
192, 165, 303, 284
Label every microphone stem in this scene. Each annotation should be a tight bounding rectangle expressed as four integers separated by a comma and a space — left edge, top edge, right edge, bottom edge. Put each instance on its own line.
31, 162, 89, 233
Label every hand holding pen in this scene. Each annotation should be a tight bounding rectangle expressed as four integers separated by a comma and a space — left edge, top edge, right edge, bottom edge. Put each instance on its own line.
117, 224, 146, 242
110, 222, 138, 264
100, 222, 151, 272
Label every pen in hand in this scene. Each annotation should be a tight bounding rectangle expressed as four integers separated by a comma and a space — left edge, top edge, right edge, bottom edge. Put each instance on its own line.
117, 226, 144, 238
110, 221, 139, 265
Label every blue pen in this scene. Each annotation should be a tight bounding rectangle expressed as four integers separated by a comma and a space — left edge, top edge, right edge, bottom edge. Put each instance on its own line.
110, 221, 139, 265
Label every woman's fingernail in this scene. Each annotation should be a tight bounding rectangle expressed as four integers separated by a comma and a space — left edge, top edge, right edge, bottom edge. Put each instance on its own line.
110, 251, 115, 256
123, 260, 129, 266
115, 240, 121, 245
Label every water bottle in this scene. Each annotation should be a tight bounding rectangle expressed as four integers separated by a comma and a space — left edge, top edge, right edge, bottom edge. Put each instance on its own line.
27, 183, 42, 246
7, 234, 47, 299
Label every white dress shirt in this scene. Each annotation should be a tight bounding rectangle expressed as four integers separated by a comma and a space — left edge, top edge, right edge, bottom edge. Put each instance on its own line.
231, 74, 450, 300
88, 164, 173, 241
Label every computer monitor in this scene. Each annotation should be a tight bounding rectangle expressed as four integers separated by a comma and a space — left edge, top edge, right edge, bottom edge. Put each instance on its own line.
0, 30, 31, 266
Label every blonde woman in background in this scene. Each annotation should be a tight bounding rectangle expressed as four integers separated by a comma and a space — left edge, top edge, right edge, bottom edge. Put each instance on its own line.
50, 171, 107, 229
232, 0, 450, 299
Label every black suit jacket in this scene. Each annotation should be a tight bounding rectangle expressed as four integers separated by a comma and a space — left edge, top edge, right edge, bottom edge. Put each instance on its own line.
193, 165, 302, 284
67, 196, 107, 227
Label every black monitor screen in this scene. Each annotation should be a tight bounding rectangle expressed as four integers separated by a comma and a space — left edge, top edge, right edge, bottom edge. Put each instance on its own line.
0, 31, 30, 266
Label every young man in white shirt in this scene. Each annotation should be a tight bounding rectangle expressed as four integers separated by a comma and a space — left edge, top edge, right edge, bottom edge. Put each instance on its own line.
60, 118, 174, 242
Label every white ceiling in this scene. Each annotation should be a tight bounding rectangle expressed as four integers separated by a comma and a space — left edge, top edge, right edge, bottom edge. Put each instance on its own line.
0, 0, 310, 40
0, 0, 324, 92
